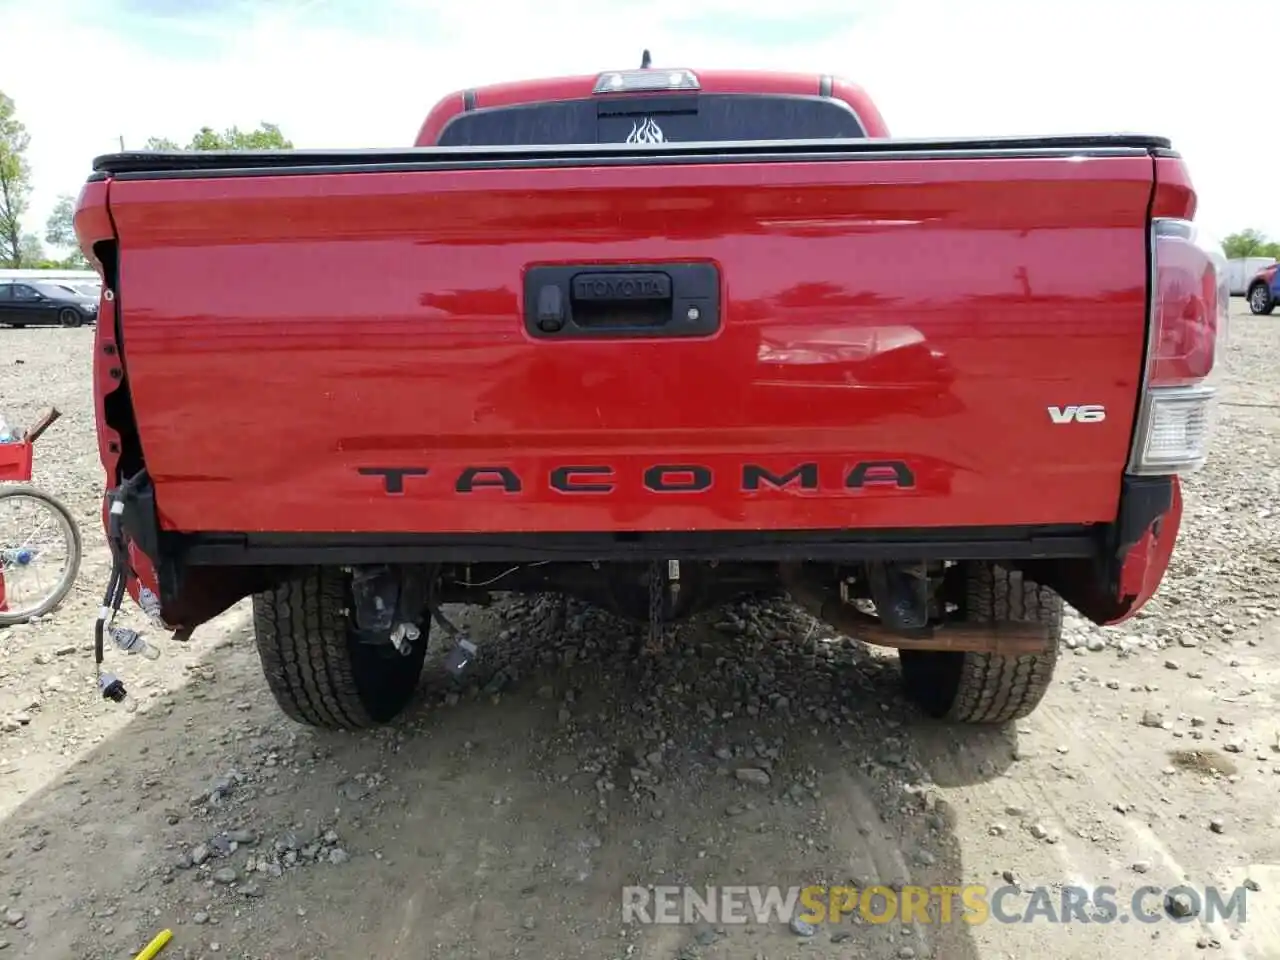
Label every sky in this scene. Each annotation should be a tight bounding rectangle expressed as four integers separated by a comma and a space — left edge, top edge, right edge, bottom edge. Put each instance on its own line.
2, 0, 1277, 252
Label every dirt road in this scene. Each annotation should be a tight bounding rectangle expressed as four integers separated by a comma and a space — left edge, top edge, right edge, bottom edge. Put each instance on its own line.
0, 301, 1277, 960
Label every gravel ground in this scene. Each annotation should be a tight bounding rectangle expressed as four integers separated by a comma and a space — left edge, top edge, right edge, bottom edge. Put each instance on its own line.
0, 300, 1277, 960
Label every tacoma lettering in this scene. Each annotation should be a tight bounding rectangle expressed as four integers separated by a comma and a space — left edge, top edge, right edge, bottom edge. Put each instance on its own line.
645, 464, 713, 492
358, 461, 915, 495
845, 461, 916, 488
456, 467, 522, 493
743, 463, 819, 491
356, 466, 428, 495
550, 465, 615, 493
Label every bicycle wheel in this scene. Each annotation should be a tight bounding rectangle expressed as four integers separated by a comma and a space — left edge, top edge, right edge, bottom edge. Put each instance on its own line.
0, 486, 83, 626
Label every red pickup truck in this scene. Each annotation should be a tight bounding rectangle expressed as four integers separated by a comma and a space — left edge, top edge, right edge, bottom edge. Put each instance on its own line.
74, 62, 1227, 731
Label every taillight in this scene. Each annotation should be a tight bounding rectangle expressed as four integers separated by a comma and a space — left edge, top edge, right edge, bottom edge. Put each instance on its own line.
1127, 218, 1229, 475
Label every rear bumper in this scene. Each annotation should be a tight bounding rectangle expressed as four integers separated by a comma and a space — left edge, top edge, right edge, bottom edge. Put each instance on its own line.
106, 473, 1179, 634
176, 523, 1100, 566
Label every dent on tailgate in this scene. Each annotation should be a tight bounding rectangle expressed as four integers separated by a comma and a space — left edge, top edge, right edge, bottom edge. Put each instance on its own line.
105, 153, 1155, 536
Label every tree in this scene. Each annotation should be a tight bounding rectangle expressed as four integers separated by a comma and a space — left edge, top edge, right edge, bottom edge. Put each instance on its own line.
1223, 229, 1280, 260
0, 90, 33, 268
18, 233, 54, 268
44, 194, 76, 247
43, 194, 88, 267
145, 123, 293, 152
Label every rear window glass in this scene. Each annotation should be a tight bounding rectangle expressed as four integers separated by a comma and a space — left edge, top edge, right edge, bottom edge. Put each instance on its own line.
436, 94, 865, 147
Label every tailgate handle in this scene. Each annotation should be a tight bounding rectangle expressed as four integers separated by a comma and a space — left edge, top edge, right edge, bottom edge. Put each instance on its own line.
524, 262, 720, 339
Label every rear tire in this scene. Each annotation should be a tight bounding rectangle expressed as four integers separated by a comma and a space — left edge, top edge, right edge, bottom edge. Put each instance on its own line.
251, 566, 428, 730
899, 562, 1062, 724
1248, 283, 1275, 315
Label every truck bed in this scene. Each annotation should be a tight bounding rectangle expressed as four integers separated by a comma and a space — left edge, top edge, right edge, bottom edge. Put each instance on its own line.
90, 135, 1172, 538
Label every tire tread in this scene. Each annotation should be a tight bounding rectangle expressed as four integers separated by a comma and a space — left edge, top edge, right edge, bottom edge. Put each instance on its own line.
252, 568, 379, 730
945, 563, 1061, 724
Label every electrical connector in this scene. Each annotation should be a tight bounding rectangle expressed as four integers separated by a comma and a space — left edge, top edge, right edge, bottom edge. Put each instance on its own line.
99, 672, 127, 702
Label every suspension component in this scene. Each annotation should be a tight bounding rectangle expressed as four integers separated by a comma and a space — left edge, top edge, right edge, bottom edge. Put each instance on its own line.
865, 560, 931, 633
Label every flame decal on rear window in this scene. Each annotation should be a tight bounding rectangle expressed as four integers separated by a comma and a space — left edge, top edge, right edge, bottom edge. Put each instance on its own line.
625, 117, 667, 144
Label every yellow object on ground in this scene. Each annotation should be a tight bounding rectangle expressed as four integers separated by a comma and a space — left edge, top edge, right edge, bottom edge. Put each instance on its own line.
132, 928, 172, 960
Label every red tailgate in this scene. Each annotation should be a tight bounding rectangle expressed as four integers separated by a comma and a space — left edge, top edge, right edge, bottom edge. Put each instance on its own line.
104, 154, 1153, 535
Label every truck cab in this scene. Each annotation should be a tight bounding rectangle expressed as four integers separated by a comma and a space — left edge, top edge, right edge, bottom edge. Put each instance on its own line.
415, 59, 889, 147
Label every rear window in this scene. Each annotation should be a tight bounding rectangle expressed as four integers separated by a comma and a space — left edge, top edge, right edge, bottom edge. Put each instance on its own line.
436, 94, 865, 147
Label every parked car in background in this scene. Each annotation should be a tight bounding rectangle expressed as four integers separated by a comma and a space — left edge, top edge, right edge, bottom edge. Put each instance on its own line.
0, 280, 99, 328
1246, 263, 1279, 315
1227, 256, 1277, 296
50, 282, 102, 300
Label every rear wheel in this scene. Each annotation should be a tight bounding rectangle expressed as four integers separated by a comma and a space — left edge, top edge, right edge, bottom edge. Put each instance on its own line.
1248, 282, 1275, 315
251, 566, 429, 730
899, 561, 1062, 724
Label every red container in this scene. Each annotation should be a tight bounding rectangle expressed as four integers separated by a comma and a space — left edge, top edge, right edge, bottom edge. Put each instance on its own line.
0, 441, 33, 483
0, 441, 35, 614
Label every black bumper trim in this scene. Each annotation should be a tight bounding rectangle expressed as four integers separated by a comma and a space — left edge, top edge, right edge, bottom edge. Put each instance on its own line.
176, 524, 1102, 566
